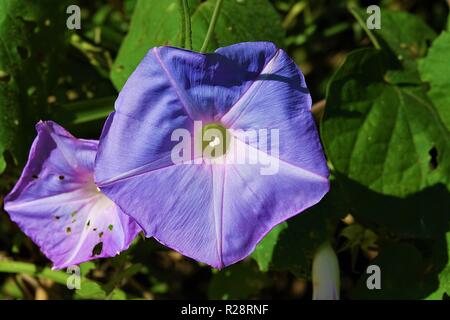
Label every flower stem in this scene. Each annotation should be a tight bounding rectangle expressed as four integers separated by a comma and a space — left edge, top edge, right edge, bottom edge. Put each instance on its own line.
0, 260, 69, 285
200, 0, 224, 53
348, 4, 381, 50
177, 0, 186, 48
178, 0, 192, 50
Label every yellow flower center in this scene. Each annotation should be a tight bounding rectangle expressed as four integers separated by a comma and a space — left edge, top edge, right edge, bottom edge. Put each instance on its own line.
202, 123, 229, 158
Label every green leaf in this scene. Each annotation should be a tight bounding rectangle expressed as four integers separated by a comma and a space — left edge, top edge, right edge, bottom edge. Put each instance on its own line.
74, 280, 107, 300
107, 289, 127, 300
251, 222, 287, 272
350, 7, 436, 84
373, 10, 435, 63
0, 0, 70, 173
110, 0, 284, 90
190, 0, 285, 52
322, 49, 450, 236
110, 0, 196, 90
79, 261, 96, 276
208, 262, 268, 299
74, 279, 127, 300
419, 31, 450, 131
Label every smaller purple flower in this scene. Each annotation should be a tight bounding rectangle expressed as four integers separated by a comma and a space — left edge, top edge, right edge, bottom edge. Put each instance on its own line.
4, 121, 140, 269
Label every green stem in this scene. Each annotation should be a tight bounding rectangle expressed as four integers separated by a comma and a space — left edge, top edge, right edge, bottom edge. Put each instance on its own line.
0, 260, 69, 285
200, 0, 224, 53
348, 4, 381, 50
179, 0, 192, 50
177, 0, 186, 48
0, 260, 126, 298
282, 1, 307, 29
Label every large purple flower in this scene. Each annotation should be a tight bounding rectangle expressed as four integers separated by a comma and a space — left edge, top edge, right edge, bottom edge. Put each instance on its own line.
4, 121, 140, 269
95, 42, 329, 268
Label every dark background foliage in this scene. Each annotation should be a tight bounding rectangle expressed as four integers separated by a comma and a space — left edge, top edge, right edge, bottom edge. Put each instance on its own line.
0, 0, 449, 300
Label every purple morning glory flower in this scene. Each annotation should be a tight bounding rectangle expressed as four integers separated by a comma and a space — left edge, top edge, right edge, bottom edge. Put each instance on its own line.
4, 121, 140, 269
95, 42, 329, 268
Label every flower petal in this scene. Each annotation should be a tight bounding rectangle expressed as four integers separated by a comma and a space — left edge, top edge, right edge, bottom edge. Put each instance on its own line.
4, 121, 140, 269
220, 138, 329, 266
221, 49, 328, 178
98, 163, 224, 267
